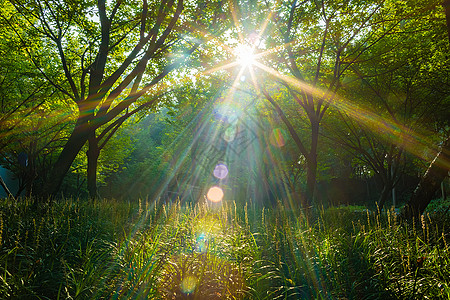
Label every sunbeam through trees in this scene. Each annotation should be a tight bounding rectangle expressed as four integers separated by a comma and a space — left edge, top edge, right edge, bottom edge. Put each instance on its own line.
0, 0, 449, 298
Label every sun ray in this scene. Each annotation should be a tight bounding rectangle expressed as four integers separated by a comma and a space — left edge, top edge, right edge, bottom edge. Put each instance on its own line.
228, 0, 245, 44
253, 61, 324, 98
250, 60, 445, 168
203, 60, 241, 75
231, 65, 247, 89
118, 1, 448, 215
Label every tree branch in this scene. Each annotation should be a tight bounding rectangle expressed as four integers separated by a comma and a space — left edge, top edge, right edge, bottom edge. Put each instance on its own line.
261, 87, 309, 158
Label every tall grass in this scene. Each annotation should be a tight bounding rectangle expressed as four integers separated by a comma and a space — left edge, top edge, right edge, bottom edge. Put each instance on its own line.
0, 197, 448, 299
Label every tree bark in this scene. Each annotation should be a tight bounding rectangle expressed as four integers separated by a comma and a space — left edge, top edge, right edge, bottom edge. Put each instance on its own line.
41, 118, 92, 198
261, 88, 314, 209
305, 120, 319, 207
377, 164, 396, 210
87, 133, 100, 199
401, 137, 450, 219
377, 183, 392, 210
0, 175, 14, 200
443, 0, 450, 44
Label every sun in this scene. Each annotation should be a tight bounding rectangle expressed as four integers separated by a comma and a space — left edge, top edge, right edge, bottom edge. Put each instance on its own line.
235, 44, 256, 68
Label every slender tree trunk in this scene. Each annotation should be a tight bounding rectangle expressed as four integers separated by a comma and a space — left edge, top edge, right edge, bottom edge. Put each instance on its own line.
285, 172, 302, 210
443, 0, 450, 44
442, 180, 447, 200
401, 137, 450, 219
0, 175, 14, 200
25, 149, 37, 198
305, 120, 319, 207
24, 167, 36, 198
377, 182, 392, 210
377, 165, 394, 210
305, 157, 317, 206
87, 133, 100, 199
41, 118, 92, 198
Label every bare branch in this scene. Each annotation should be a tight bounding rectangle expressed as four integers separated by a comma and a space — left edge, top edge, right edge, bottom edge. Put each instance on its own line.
313, 18, 329, 87
55, 37, 80, 101
98, 43, 199, 127
261, 87, 309, 158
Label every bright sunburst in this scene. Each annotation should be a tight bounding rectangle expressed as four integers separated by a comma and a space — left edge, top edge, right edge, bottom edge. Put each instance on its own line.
235, 43, 256, 68
143, 1, 441, 215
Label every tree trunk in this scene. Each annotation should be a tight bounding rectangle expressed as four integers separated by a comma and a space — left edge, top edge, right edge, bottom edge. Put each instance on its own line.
41, 118, 92, 198
443, 0, 450, 44
305, 156, 317, 206
305, 121, 319, 207
87, 133, 100, 199
24, 150, 37, 198
377, 183, 392, 210
377, 165, 395, 210
0, 175, 14, 200
442, 180, 447, 200
401, 137, 450, 219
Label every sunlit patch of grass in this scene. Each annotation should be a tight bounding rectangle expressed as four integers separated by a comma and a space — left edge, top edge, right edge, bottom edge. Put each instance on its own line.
112, 199, 254, 299
158, 252, 245, 298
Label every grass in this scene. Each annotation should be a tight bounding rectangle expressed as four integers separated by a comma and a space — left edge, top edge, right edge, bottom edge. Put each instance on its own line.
0, 197, 448, 299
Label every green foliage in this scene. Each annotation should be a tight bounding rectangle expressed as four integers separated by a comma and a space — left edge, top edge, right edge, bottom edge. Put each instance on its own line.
100, 112, 175, 199
425, 196, 450, 214
0, 198, 257, 299
0, 198, 449, 299
0, 198, 133, 298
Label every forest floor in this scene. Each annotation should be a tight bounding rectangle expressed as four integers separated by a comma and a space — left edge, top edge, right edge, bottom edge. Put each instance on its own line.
0, 197, 449, 299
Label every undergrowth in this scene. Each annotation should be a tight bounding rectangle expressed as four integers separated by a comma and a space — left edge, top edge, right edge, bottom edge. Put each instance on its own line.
0, 197, 448, 299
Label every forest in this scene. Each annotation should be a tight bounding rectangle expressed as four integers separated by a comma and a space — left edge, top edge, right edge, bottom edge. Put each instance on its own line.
0, 0, 449, 298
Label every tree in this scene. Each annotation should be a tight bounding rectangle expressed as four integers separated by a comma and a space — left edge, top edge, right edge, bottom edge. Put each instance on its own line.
328, 115, 404, 207
7, 0, 229, 198
398, 0, 450, 218
256, 0, 390, 208
401, 137, 450, 219
443, 0, 450, 43
254, 0, 447, 211
0, 2, 74, 197
330, 29, 449, 209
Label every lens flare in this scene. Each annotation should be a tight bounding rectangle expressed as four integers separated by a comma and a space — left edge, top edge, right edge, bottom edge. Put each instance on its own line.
224, 126, 237, 142
207, 186, 224, 203
214, 101, 239, 124
213, 163, 229, 179
270, 128, 286, 147
195, 233, 208, 253
180, 275, 197, 294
